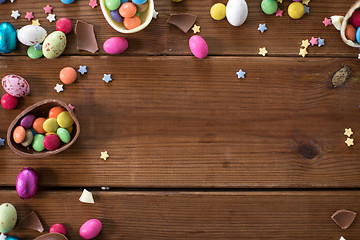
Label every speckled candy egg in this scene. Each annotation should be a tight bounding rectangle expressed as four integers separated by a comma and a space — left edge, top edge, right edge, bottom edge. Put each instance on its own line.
2, 74, 30, 97
226, 0, 248, 26
17, 25, 47, 46
0, 22, 17, 53
0, 203, 17, 233
42, 31, 67, 59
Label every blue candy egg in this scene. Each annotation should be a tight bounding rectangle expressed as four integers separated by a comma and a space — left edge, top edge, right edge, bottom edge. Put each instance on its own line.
356, 26, 360, 44
132, 0, 147, 4
110, 8, 124, 23
0, 22, 17, 53
6, 237, 20, 240
61, 0, 75, 4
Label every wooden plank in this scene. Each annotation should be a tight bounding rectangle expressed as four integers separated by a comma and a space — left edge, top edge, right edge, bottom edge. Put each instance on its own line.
1, 190, 359, 239
0, 56, 360, 188
0, 0, 358, 56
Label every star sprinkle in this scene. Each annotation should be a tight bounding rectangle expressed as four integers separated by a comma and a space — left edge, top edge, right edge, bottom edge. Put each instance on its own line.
25, 12, 34, 21
323, 17, 332, 26
100, 151, 109, 160
153, 9, 158, 19
11, 10, 20, 19
10, 0, 14, 2
236, 69, 246, 79
0, 233, 6, 240
345, 138, 354, 147
344, 128, 353, 137
309, 37, 318, 46
358, 53, 360, 59
47, 13, 56, 22
276, 0, 283, 3
299, 48, 308, 57
275, 8, 283, 17
258, 47, 268, 56
0, 137, 5, 147
43, 5, 53, 14
301, 39, 310, 49
32, 19, 40, 26
34, 43, 42, 51
102, 74, 112, 83
258, 23, 267, 33
78, 66, 87, 75
68, 104, 75, 110
54, 84, 64, 93
317, 37, 325, 47
340, 237, 346, 240
304, 6, 310, 14
302, 0, 310, 5
89, 0, 98, 8
192, 24, 200, 34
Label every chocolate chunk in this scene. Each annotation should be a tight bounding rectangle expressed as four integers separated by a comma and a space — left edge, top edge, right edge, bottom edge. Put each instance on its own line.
331, 209, 357, 229
17, 211, 44, 232
75, 20, 99, 54
34, 233, 68, 240
331, 65, 352, 88
167, 13, 197, 33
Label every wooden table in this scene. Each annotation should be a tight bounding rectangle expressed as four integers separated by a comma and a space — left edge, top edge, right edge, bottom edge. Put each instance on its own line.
1, 0, 360, 239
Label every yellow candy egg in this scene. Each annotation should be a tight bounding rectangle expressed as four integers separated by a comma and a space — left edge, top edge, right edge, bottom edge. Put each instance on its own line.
57, 111, 74, 129
211, 3, 226, 20
288, 2, 305, 19
43, 118, 59, 133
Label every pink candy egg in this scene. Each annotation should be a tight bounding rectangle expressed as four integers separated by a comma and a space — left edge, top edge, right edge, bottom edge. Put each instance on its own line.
79, 219, 102, 240
189, 35, 208, 59
2, 74, 30, 97
103, 37, 128, 54
1, 93, 18, 110
43, 134, 60, 151
16, 167, 38, 199
350, 10, 360, 28
50, 223, 67, 236
56, 18, 73, 35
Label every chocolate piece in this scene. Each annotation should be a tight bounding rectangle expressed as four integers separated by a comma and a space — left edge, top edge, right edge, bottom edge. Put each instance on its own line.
331, 65, 352, 88
17, 211, 44, 232
331, 209, 357, 229
167, 13, 197, 33
75, 20, 98, 53
34, 233, 68, 240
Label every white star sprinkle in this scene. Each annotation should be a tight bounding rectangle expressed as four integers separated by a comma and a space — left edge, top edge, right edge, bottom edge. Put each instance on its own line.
11, 10, 20, 19
0, 233, 6, 240
102, 74, 112, 83
54, 84, 64, 93
153, 9, 158, 19
47, 13, 56, 22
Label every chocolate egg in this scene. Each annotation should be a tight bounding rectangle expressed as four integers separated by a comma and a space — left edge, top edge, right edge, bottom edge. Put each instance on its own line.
34, 233, 68, 240
0, 203, 17, 233
0, 22, 17, 53
16, 167, 38, 199
2, 74, 30, 97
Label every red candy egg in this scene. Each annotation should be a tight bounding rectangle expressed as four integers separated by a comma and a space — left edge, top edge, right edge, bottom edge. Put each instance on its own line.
50, 223, 67, 236
349, 10, 360, 28
56, 18, 73, 35
1, 93, 18, 110
43, 134, 60, 151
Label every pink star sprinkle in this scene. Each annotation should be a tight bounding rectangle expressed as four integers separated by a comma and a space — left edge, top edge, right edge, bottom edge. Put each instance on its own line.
309, 37, 318, 46
89, 0, 98, 8
68, 104, 75, 110
275, 8, 283, 17
25, 12, 34, 21
322, 17, 332, 27
43, 5, 53, 14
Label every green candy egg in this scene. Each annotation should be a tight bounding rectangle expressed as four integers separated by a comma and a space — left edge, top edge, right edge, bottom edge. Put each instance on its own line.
27, 46, 43, 59
32, 134, 45, 152
261, 0, 278, 15
0, 203, 17, 233
105, 0, 121, 10
57, 127, 71, 143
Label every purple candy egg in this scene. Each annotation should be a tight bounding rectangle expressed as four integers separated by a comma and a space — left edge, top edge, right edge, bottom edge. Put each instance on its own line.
0, 0, 6, 3
20, 114, 36, 129
16, 167, 38, 199
110, 9, 124, 23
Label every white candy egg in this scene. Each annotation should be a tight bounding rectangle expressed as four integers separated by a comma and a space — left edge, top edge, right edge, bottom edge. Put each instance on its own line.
17, 25, 47, 46
226, 0, 248, 27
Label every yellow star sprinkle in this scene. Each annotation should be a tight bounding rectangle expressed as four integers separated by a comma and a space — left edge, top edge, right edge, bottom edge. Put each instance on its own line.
192, 24, 200, 34
345, 138, 354, 147
299, 48, 308, 57
100, 151, 109, 160
32, 19, 40, 26
302, 0, 310, 5
276, 0, 283, 3
258, 47, 268, 56
301, 39, 310, 49
344, 128, 353, 137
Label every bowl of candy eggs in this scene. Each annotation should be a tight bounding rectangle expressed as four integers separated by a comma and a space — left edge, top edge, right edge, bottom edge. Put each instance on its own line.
340, 0, 360, 47
100, 0, 154, 34
7, 99, 80, 158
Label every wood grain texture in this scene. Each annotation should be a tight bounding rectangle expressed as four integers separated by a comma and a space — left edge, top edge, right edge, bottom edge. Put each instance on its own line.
1, 56, 360, 188
2, 190, 359, 240
0, 0, 358, 56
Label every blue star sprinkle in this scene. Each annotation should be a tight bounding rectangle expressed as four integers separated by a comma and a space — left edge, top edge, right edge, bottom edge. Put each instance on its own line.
258, 23, 267, 33
0, 137, 5, 147
78, 66, 87, 75
236, 69, 246, 79
304, 6, 310, 14
102, 74, 112, 83
318, 37, 325, 47
34, 43, 42, 51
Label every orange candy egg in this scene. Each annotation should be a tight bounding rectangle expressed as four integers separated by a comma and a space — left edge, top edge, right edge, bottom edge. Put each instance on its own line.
59, 67, 77, 84
345, 24, 356, 41
49, 106, 65, 119
13, 126, 26, 143
124, 15, 141, 30
33, 117, 47, 134
119, 2, 137, 18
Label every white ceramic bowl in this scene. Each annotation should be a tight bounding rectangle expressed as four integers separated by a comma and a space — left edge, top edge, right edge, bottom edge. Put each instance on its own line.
100, 0, 154, 34
341, 0, 360, 48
